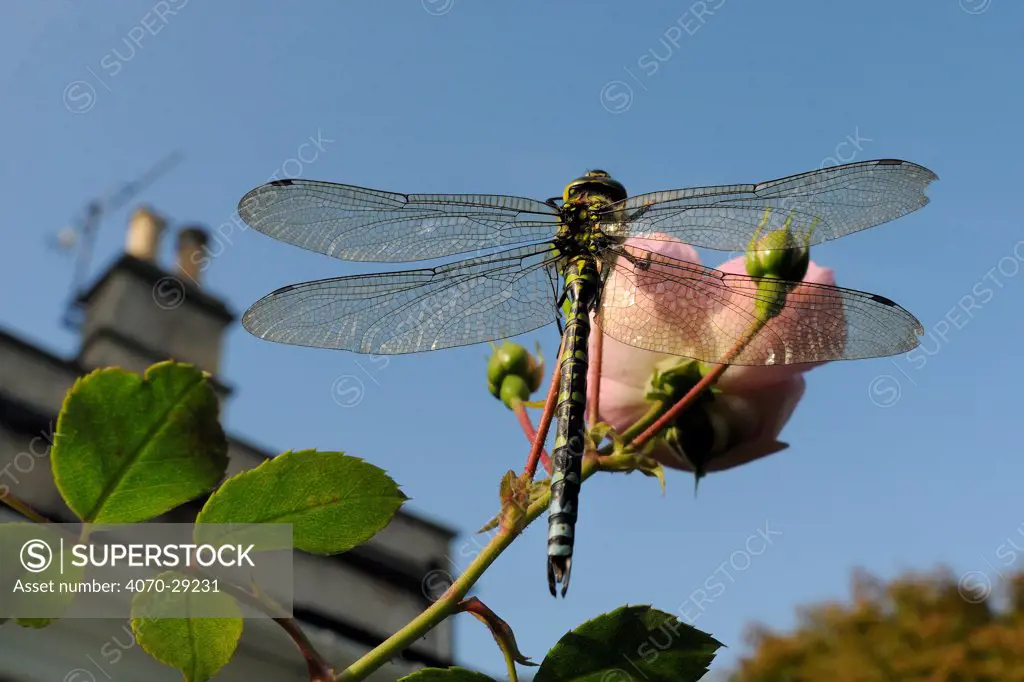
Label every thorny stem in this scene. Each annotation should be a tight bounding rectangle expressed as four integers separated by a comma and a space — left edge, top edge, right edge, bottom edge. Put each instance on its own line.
340, 313, 772, 681
524, 340, 563, 480
514, 404, 552, 475
0, 490, 52, 524
631, 322, 768, 450
336, 455, 610, 682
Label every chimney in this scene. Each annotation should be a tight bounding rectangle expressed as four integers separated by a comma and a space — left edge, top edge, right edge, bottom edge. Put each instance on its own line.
74, 208, 235, 400
176, 226, 209, 285
125, 206, 166, 261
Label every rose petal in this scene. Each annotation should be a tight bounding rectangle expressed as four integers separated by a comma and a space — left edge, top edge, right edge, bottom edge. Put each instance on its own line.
583, 234, 828, 475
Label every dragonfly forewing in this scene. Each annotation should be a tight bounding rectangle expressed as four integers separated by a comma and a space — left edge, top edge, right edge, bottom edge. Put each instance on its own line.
600, 159, 937, 252
598, 244, 923, 366
238, 179, 561, 263
242, 244, 563, 354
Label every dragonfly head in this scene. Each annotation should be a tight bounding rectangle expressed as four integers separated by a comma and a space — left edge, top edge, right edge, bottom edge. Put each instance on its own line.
563, 170, 627, 205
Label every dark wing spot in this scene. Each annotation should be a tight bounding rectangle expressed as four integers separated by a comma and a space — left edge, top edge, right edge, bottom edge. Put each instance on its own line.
869, 293, 898, 306
269, 179, 295, 186
875, 159, 904, 166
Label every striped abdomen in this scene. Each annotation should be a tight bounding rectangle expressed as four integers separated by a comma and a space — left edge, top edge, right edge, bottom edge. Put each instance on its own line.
547, 255, 599, 597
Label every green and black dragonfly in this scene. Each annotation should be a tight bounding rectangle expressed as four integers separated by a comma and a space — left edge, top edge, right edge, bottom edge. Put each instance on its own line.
238, 159, 935, 596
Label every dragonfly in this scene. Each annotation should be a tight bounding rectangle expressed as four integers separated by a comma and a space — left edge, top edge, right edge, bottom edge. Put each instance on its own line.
237, 159, 936, 597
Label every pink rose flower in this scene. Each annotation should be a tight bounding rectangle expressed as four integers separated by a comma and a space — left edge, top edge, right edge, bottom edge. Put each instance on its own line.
588, 235, 844, 473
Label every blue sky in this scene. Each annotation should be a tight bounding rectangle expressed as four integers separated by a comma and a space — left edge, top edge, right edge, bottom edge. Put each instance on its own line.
1, 0, 1023, 677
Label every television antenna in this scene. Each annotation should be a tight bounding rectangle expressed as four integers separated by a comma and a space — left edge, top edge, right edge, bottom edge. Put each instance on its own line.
52, 150, 184, 328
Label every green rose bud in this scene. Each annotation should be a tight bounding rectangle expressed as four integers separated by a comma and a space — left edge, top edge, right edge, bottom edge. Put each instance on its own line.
744, 209, 819, 321
487, 341, 544, 409
745, 224, 810, 281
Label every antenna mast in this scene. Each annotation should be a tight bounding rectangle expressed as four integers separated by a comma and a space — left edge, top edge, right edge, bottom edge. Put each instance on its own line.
56, 151, 184, 328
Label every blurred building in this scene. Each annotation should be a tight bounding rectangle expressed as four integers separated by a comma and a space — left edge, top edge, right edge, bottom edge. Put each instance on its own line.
0, 207, 458, 681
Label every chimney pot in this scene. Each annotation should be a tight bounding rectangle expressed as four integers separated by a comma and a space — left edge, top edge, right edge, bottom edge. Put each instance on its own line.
176, 226, 210, 285
125, 206, 167, 261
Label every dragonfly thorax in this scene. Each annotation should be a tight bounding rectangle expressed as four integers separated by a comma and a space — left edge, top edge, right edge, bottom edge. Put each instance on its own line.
558, 170, 628, 253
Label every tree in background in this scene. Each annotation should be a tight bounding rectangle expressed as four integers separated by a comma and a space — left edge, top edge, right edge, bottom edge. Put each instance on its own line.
730, 567, 1024, 682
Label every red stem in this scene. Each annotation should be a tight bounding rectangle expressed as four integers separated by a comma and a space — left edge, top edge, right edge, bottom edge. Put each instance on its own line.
524, 348, 562, 479
630, 361, 729, 450
630, 330, 758, 449
515, 404, 552, 475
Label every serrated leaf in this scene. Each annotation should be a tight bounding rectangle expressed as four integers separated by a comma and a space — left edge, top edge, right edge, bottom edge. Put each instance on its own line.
195, 450, 406, 554
399, 667, 497, 681
535, 605, 721, 682
52, 362, 228, 523
0, 523, 83, 625
130, 571, 242, 682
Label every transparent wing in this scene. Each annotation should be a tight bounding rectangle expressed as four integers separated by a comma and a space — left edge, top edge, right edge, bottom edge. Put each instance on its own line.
597, 244, 922, 365
238, 179, 560, 263
599, 159, 937, 250
243, 245, 563, 354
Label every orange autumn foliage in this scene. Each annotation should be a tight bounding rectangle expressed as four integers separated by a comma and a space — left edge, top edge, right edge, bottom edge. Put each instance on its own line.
730, 567, 1024, 682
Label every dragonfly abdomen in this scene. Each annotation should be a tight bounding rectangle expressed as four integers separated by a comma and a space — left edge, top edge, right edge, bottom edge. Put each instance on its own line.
547, 255, 599, 597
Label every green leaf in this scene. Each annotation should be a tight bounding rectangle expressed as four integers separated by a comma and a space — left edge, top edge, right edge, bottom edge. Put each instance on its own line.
535, 605, 722, 682
130, 571, 242, 682
0, 523, 84, 627
399, 668, 497, 681
196, 450, 406, 554
52, 362, 228, 523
